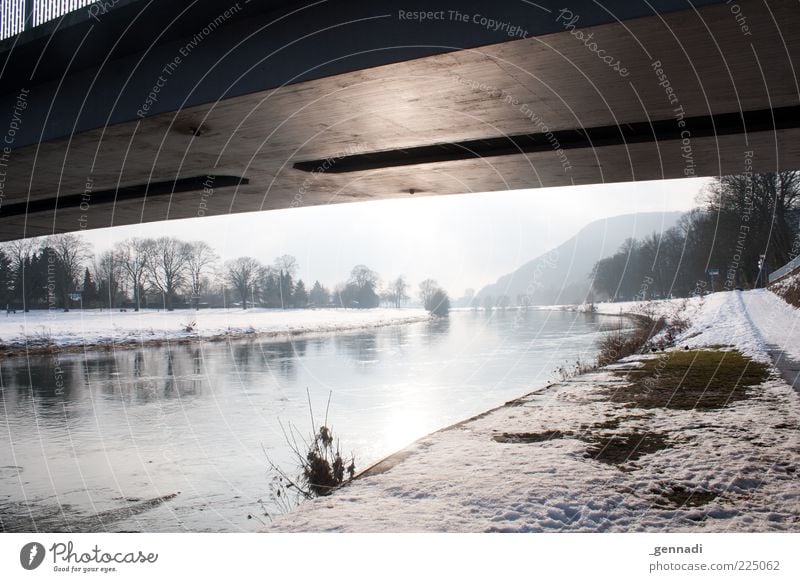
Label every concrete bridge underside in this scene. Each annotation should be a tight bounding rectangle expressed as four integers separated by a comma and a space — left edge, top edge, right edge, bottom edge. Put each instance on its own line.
0, 0, 799, 241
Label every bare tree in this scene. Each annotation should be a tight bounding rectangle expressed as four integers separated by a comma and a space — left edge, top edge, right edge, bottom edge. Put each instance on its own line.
702, 171, 800, 280
416, 278, 450, 315
146, 236, 190, 310
116, 238, 151, 311
185, 241, 219, 309
349, 264, 378, 289
225, 257, 261, 309
389, 275, 409, 308
418, 278, 438, 307
3, 238, 38, 274
46, 233, 92, 310
273, 254, 298, 277
3, 238, 41, 310
94, 249, 124, 308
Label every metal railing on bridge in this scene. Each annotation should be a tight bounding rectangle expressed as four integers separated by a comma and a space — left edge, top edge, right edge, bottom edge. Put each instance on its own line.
769, 255, 800, 284
1, 0, 96, 41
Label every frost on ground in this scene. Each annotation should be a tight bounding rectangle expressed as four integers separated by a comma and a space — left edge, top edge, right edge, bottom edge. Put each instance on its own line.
269, 290, 800, 532
0, 307, 430, 349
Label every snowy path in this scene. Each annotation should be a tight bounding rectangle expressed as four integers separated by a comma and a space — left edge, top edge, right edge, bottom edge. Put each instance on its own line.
738, 290, 800, 361
739, 290, 800, 390
268, 290, 800, 532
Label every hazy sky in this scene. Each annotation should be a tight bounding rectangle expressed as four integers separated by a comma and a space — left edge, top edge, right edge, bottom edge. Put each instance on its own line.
78, 177, 711, 297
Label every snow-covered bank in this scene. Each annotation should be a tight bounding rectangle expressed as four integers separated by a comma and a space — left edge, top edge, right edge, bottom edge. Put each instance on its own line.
270, 370, 799, 532
0, 307, 430, 350
593, 290, 800, 363
268, 290, 800, 532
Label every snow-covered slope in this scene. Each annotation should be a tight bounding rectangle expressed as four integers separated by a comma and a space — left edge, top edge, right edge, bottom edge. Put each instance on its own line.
594, 289, 800, 363
770, 271, 800, 308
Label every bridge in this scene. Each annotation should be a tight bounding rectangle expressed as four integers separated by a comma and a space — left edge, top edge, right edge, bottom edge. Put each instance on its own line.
0, 0, 798, 241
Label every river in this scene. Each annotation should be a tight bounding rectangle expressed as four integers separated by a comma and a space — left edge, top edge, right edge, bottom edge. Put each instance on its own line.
0, 309, 613, 532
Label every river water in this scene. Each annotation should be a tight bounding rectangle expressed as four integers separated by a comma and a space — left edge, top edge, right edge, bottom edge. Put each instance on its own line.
0, 309, 611, 532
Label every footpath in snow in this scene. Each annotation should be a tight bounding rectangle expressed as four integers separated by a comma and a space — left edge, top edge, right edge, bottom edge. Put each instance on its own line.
269, 290, 800, 532
0, 307, 430, 351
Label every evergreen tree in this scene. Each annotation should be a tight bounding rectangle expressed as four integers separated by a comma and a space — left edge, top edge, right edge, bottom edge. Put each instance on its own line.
0, 248, 12, 309
82, 268, 98, 307
309, 280, 329, 306
338, 265, 379, 308
293, 279, 308, 308
273, 255, 298, 309
259, 267, 282, 307
18, 250, 50, 310
279, 272, 293, 309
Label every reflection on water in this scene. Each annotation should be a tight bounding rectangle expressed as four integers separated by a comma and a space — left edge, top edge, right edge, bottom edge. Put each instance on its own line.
0, 310, 611, 532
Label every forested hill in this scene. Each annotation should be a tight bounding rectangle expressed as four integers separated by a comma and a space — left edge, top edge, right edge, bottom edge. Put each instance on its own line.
476, 212, 683, 306
592, 174, 800, 301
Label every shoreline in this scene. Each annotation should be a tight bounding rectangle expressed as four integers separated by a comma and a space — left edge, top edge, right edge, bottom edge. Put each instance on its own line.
355, 382, 559, 480
350, 291, 770, 484
0, 309, 431, 358
270, 353, 797, 532
0, 303, 637, 359
268, 290, 800, 533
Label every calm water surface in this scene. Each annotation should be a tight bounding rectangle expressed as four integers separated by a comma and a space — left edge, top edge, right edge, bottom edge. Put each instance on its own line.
1, 309, 611, 532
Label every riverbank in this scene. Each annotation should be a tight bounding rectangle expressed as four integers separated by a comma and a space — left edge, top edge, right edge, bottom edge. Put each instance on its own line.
268, 290, 800, 532
593, 289, 800, 364
1, 308, 604, 533
0, 307, 430, 356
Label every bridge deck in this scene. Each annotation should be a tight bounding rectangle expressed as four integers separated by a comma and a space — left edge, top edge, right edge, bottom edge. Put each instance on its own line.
0, 0, 798, 240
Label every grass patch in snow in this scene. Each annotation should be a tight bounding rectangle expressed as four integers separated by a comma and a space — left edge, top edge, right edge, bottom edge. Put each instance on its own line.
493, 418, 671, 470
492, 430, 569, 443
583, 431, 672, 467
608, 349, 770, 410
651, 485, 719, 509
580, 417, 621, 431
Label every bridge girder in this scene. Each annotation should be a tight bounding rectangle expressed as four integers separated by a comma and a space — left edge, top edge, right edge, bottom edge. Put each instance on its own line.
0, 0, 798, 241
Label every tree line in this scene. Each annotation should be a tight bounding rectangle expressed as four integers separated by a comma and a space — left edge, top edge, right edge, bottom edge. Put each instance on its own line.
0, 235, 450, 314
591, 172, 800, 301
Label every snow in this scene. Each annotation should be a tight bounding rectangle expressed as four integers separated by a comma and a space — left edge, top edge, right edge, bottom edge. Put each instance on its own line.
593, 290, 800, 363
0, 307, 430, 348
768, 270, 800, 293
268, 290, 800, 532
741, 290, 800, 362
